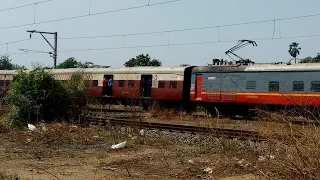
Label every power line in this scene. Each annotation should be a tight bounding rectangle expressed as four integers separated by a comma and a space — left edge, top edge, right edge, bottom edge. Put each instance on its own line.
0, 39, 30, 46
1, 10, 320, 48
10, 33, 320, 55
2, 11, 320, 47
27, 12, 320, 41
0, 0, 53, 12
0, 0, 183, 30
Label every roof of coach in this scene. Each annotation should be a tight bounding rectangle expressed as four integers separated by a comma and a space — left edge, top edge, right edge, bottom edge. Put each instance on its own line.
50, 66, 188, 74
0, 66, 189, 75
192, 63, 320, 73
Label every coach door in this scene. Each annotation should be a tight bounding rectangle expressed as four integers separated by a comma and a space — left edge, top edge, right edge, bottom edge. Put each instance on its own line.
103, 75, 113, 97
140, 75, 152, 98
195, 74, 202, 100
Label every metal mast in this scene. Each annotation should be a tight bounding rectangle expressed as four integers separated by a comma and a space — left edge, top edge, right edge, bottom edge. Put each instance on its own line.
27, 30, 58, 68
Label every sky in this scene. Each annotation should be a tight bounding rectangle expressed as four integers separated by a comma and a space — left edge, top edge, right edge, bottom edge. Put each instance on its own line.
0, 0, 319, 68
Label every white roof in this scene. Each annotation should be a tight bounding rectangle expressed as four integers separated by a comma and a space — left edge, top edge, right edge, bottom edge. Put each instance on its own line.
0, 66, 189, 75
244, 63, 320, 71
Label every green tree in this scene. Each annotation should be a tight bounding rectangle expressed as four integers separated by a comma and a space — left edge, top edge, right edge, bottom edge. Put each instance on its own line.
299, 53, 320, 63
288, 42, 301, 64
56, 57, 94, 69
299, 56, 313, 63
313, 53, 320, 62
0, 55, 27, 70
0, 55, 14, 70
124, 54, 162, 67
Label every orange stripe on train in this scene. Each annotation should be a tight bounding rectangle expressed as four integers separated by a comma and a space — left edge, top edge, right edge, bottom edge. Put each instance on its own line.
190, 91, 320, 97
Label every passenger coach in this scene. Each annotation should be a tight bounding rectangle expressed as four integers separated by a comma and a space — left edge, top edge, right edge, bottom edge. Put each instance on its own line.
190, 63, 320, 114
51, 66, 194, 106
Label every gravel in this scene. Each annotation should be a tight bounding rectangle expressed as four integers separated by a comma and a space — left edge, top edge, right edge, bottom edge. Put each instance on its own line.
107, 125, 270, 154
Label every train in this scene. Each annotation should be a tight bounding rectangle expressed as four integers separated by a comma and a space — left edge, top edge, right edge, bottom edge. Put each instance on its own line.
0, 61, 320, 117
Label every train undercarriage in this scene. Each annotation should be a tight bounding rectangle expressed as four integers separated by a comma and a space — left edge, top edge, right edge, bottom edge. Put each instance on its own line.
94, 96, 320, 120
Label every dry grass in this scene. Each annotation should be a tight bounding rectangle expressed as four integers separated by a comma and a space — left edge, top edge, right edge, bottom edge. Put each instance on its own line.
3, 102, 320, 179
252, 110, 320, 180
0, 171, 20, 180
0, 119, 266, 179
147, 104, 320, 179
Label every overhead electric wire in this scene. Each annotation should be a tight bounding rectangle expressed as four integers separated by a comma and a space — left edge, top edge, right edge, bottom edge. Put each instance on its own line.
0, 0, 183, 30
0, 39, 30, 46
0, 0, 53, 12
2, 9, 320, 50
11, 33, 320, 55
27, 12, 320, 41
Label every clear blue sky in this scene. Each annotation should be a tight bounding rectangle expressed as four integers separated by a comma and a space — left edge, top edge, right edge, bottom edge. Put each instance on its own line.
0, 0, 319, 68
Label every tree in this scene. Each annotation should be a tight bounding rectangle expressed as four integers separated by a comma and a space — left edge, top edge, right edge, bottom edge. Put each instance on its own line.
288, 42, 301, 64
313, 53, 320, 62
299, 53, 320, 63
56, 57, 94, 69
299, 56, 313, 63
0, 55, 27, 70
0, 55, 15, 70
124, 54, 162, 67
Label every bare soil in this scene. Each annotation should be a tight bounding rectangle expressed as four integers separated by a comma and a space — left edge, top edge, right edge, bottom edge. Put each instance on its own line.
0, 122, 262, 180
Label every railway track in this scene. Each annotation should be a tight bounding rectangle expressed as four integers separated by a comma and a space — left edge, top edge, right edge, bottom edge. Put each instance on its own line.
230, 115, 320, 126
85, 117, 265, 141
86, 107, 320, 127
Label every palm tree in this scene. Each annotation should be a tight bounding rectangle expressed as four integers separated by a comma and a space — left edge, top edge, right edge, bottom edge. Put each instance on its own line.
288, 42, 301, 64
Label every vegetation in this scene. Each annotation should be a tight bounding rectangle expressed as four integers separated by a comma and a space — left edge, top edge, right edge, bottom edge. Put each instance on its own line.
3, 66, 90, 127
124, 54, 162, 67
56, 57, 94, 69
288, 42, 301, 63
4, 68, 70, 126
63, 71, 91, 122
299, 53, 320, 63
0, 55, 26, 70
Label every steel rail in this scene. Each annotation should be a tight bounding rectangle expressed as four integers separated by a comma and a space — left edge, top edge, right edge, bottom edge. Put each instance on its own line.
85, 117, 265, 141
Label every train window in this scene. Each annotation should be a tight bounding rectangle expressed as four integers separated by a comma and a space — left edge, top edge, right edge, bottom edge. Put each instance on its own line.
118, 80, 125, 87
169, 81, 177, 88
92, 80, 98, 87
293, 81, 304, 91
268, 81, 279, 91
246, 81, 256, 90
158, 81, 165, 88
128, 80, 135, 88
311, 81, 320, 92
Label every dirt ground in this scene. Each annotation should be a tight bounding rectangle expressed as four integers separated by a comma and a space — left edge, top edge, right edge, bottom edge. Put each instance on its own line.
0, 122, 265, 180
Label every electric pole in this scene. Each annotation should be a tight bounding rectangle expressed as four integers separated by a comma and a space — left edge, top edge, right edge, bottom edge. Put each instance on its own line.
27, 30, 58, 68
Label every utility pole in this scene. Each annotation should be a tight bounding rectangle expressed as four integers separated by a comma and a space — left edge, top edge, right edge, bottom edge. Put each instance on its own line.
27, 30, 58, 68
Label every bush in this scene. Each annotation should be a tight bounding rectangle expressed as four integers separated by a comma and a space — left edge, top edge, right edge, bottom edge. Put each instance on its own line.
63, 71, 91, 122
3, 68, 90, 127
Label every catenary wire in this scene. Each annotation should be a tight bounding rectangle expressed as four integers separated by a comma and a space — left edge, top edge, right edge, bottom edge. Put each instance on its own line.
10, 34, 320, 55
1, 10, 320, 46
0, 0, 53, 12
28, 12, 320, 41
0, 0, 183, 30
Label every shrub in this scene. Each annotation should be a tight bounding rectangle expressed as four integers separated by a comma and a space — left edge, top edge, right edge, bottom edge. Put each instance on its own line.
5, 69, 70, 126
63, 71, 91, 122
